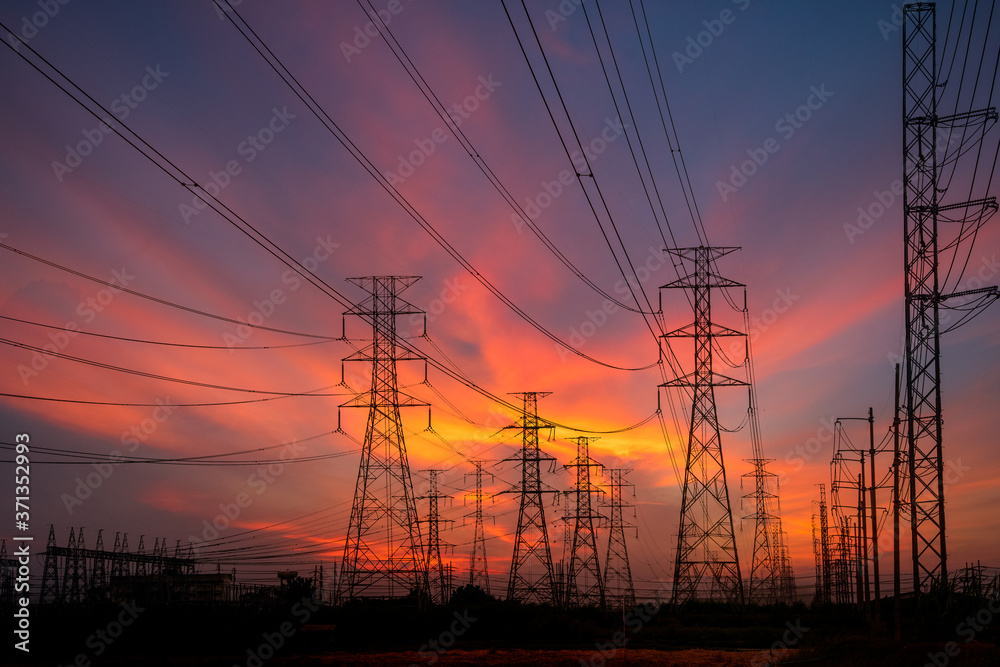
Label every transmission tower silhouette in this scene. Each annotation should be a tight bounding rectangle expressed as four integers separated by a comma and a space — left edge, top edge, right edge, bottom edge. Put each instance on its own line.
902, 4, 998, 594
465, 460, 493, 595
62, 527, 86, 604
603, 468, 636, 610
419, 469, 453, 604
135, 535, 147, 577
563, 436, 605, 609
661, 246, 745, 605
40, 525, 59, 603
90, 529, 107, 599
813, 484, 832, 605
740, 306, 794, 605
338, 276, 430, 602
742, 455, 792, 605
111, 532, 126, 580
501, 391, 558, 605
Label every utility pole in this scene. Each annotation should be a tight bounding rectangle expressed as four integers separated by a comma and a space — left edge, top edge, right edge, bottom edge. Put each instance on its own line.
603, 468, 636, 611
564, 437, 605, 609
833, 411, 885, 621
339, 276, 430, 603
858, 471, 869, 618
868, 407, 881, 627
465, 460, 493, 595
661, 246, 745, 605
893, 364, 902, 640
501, 392, 558, 605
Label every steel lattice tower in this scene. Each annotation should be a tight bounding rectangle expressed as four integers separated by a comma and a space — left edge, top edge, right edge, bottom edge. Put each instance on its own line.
466, 460, 492, 595
902, 3, 998, 594
62, 527, 85, 604
661, 246, 745, 605
603, 468, 636, 610
40, 525, 59, 603
743, 456, 787, 605
503, 391, 558, 605
903, 2, 946, 595
814, 484, 832, 605
564, 436, 605, 609
135, 535, 147, 577
741, 297, 794, 605
811, 514, 823, 605
110, 532, 127, 579
339, 276, 429, 602
420, 469, 452, 604
90, 529, 107, 598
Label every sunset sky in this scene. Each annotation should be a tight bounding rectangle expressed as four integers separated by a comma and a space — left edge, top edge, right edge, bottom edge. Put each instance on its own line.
1, 1, 998, 601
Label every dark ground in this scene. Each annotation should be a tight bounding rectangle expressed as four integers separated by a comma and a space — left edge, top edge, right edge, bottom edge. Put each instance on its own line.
5, 592, 999, 666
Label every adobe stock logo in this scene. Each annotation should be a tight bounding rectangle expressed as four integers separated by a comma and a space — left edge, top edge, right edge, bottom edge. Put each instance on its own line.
179, 106, 297, 224
716, 84, 833, 202
671, 0, 751, 73
3, 0, 72, 53
383, 75, 501, 187
51, 65, 170, 182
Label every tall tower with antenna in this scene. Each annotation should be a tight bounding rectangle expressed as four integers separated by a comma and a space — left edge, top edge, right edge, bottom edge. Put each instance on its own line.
501, 392, 558, 605
338, 276, 430, 602
661, 246, 745, 605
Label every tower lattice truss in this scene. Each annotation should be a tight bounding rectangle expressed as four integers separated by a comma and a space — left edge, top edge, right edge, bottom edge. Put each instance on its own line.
503, 392, 558, 605
564, 436, 605, 608
466, 460, 492, 595
903, 4, 997, 593
661, 246, 745, 605
338, 276, 430, 602
603, 468, 636, 610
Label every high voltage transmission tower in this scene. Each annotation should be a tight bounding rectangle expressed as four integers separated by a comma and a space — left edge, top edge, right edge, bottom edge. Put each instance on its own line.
740, 302, 794, 605
91, 530, 107, 598
742, 455, 793, 605
603, 468, 636, 611
661, 246, 745, 605
39, 525, 196, 605
41, 525, 59, 603
813, 484, 832, 605
740, 288, 794, 605
811, 513, 823, 606
465, 460, 493, 595
419, 469, 453, 604
500, 392, 558, 605
563, 436, 605, 609
902, 4, 998, 594
338, 276, 430, 603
